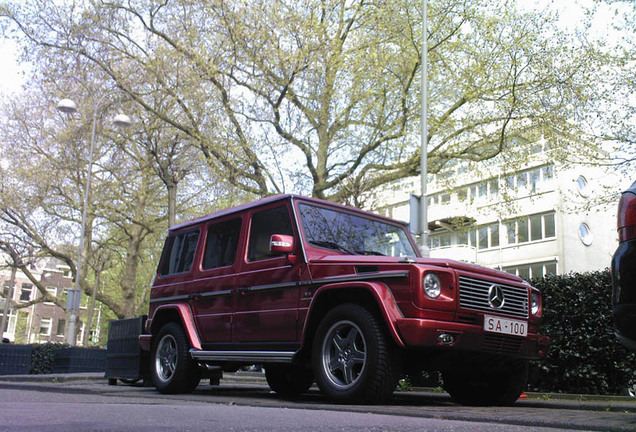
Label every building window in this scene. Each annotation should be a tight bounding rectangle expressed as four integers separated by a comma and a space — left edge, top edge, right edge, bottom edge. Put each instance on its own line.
579, 223, 593, 246
528, 168, 541, 193
545, 262, 557, 274
505, 175, 515, 189
478, 226, 488, 249
39, 318, 52, 336
506, 221, 515, 244
478, 183, 488, 198
462, 179, 500, 203
56, 319, 66, 336
541, 165, 554, 180
476, 223, 499, 250
505, 213, 556, 245
505, 165, 554, 194
45, 286, 57, 304
544, 213, 556, 237
19, 283, 33, 302
2, 281, 14, 300
576, 175, 589, 196
516, 172, 528, 190
530, 214, 542, 241
1, 310, 17, 334
504, 260, 558, 280
458, 228, 477, 247
458, 230, 469, 246
490, 223, 500, 248
489, 179, 499, 197
429, 233, 451, 250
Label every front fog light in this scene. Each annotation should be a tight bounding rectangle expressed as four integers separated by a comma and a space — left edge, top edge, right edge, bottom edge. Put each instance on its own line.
437, 333, 455, 345
423, 273, 441, 299
531, 292, 540, 315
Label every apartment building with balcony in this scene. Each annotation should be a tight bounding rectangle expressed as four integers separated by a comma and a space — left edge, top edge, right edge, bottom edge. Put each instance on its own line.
370, 133, 622, 279
0, 258, 100, 345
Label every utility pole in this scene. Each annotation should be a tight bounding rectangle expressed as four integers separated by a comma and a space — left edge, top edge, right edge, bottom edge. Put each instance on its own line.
0, 264, 17, 340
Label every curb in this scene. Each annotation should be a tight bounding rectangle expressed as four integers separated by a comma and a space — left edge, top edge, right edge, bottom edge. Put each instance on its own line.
0, 371, 634, 412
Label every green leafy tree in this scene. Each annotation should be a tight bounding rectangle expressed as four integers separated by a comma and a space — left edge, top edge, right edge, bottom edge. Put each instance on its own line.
3, 0, 627, 204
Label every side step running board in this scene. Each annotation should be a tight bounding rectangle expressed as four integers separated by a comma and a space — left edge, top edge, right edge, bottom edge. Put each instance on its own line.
190, 349, 295, 364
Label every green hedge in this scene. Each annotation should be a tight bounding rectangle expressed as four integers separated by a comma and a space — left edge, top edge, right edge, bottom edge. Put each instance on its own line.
529, 270, 636, 395
30, 342, 67, 374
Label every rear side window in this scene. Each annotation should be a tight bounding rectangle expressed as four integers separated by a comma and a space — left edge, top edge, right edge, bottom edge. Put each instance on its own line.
202, 218, 242, 270
248, 206, 293, 261
159, 229, 200, 276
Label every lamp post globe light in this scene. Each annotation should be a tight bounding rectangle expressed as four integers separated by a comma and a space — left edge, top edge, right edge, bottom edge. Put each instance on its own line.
56, 96, 131, 346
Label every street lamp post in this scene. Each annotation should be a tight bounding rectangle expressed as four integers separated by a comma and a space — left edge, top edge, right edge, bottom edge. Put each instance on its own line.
56, 96, 131, 346
419, 0, 430, 257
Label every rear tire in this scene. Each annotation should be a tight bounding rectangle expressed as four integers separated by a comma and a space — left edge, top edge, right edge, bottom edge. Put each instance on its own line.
312, 303, 400, 404
442, 358, 528, 406
265, 364, 314, 397
151, 322, 201, 394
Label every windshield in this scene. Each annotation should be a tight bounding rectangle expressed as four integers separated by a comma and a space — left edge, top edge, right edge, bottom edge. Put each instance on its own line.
298, 203, 418, 257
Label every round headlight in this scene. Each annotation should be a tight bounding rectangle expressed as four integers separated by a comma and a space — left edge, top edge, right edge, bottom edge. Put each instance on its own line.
531, 291, 540, 316
423, 273, 441, 299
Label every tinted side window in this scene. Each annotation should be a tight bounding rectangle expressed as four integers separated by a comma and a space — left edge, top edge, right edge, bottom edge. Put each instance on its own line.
248, 206, 293, 261
202, 218, 242, 270
159, 230, 200, 276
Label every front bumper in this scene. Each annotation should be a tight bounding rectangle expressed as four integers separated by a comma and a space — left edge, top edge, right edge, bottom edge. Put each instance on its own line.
395, 317, 550, 360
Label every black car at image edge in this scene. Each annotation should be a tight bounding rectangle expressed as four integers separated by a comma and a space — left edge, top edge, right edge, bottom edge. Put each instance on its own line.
612, 179, 636, 352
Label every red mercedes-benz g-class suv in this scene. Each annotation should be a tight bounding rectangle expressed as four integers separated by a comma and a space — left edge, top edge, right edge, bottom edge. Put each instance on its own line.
140, 194, 549, 405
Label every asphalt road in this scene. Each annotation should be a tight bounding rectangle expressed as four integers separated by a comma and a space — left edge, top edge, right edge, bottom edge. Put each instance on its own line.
0, 374, 634, 432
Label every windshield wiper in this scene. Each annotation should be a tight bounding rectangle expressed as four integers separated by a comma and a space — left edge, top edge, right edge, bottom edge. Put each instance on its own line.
355, 250, 386, 256
309, 240, 354, 255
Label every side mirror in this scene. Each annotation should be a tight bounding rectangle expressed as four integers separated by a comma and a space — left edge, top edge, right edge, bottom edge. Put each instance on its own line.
269, 234, 294, 255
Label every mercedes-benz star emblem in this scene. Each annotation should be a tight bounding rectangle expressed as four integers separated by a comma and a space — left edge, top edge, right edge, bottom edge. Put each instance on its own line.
488, 284, 506, 309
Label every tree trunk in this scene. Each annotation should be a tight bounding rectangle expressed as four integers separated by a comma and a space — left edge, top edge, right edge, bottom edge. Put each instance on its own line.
82, 269, 101, 346
167, 183, 177, 227
120, 225, 144, 319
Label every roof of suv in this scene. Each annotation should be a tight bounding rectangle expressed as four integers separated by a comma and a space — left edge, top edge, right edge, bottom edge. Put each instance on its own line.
169, 194, 409, 232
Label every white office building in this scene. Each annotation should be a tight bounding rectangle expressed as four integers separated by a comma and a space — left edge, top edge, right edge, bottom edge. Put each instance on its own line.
369, 132, 623, 279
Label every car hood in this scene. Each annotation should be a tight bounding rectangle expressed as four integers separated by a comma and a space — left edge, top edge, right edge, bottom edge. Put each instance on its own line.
308, 254, 525, 284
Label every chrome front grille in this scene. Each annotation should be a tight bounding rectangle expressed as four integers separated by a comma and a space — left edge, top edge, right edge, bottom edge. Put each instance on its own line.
458, 275, 529, 319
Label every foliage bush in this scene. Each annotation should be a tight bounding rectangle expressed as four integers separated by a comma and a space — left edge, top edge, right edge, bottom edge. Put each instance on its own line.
30, 342, 67, 374
528, 270, 636, 395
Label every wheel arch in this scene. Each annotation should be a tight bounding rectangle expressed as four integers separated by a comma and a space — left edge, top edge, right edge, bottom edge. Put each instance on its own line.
299, 282, 405, 359
149, 303, 202, 350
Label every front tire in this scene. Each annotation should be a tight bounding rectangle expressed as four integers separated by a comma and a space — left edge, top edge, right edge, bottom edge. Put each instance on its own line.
151, 322, 201, 394
312, 303, 400, 404
442, 358, 529, 406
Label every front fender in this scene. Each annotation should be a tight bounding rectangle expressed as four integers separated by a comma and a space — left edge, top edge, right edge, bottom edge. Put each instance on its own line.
302, 281, 406, 348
